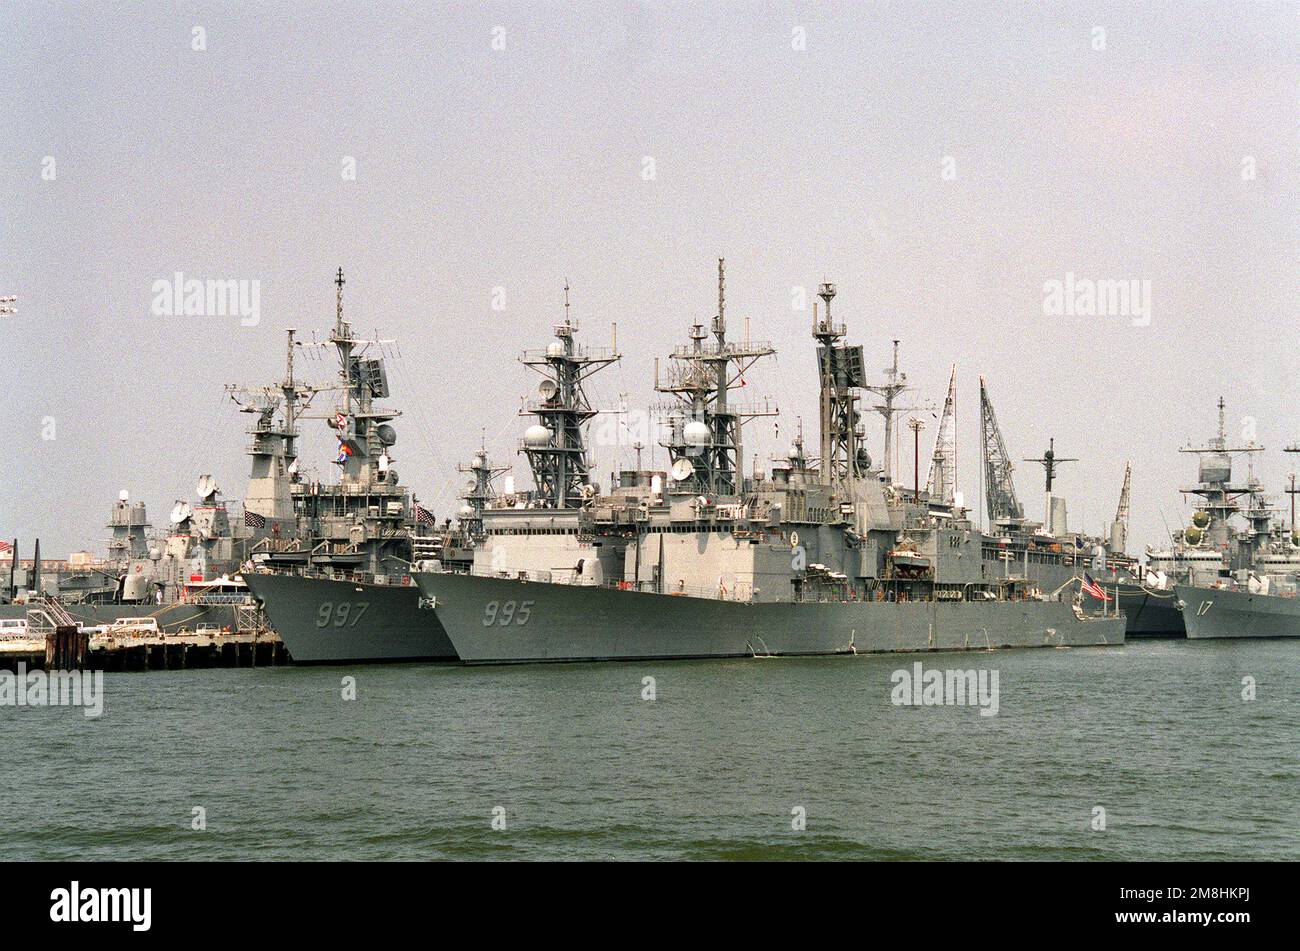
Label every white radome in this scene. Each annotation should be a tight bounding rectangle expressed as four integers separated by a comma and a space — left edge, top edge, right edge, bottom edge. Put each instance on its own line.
524, 424, 552, 447
683, 421, 710, 446
546, 341, 565, 358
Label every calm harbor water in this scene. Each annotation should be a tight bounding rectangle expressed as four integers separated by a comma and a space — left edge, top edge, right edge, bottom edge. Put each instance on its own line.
1, 639, 1295, 861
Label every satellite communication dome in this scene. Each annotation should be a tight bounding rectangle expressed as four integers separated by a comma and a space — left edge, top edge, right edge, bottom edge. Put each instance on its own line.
119, 489, 130, 502
1191, 510, 1211, 529
683, 421, 710, 446
196, 474, 218, 500
524, 424, 552, 448
546, 341, 565, 359
459, 504, 474, 518
1184, 526, 1204, 546
376, 424, 397, 446
787, 445, 801, 461
471, 453, 485, 470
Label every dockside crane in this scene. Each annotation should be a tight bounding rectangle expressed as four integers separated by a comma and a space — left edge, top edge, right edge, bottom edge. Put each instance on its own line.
926, 365, 957, 505
979, 377, 1023, 527
1109, 462, 1131, 554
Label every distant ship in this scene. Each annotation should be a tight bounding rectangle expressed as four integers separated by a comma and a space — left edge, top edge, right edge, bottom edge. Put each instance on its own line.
0, 337, 325, 634
413, 264, 1123, 663
1173, 419, 1300, 639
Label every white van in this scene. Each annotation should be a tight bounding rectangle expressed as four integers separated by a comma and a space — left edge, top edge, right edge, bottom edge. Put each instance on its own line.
0, 618, 29, 640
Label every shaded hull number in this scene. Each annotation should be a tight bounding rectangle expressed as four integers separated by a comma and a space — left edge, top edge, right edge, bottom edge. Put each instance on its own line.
316, 602, 371, 628
483, 600, 534, 626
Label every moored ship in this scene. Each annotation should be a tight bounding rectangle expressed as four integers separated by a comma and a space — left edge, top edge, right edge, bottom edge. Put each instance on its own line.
414, 264, 1123, 664
241, 269, 459, 663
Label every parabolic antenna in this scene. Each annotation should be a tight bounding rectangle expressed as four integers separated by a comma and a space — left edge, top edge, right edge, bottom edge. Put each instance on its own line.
538, 379, 559, 401
196, 474, 219, 500
170, 501, 193, 524
671, 458, 694, 481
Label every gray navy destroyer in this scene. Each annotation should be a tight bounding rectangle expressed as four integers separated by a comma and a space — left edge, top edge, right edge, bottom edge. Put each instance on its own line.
241, 269, 465, 662
414, 263, 1124, 664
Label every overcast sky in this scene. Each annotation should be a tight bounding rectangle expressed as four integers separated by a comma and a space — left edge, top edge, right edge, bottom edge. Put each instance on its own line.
2, 1, 1296, 558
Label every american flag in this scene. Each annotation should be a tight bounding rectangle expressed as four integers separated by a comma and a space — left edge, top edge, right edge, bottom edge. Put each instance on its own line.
244, 510, 267, 529
414, 505, 435, 527
0, 540, 11, 554
1081, 572, 1111, 601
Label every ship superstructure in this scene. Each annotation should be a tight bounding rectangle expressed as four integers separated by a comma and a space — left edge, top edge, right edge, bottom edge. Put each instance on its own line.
415, 264, 1123, 664
242, 268, 460, 662
1173, 417, 1300, 639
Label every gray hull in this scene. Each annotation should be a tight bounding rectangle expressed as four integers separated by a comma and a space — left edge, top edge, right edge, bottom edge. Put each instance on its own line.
414, 572, 1124, 665
1175, 584, 1300, 639
1115, 583, 1185, 637
244, 573, 457, 663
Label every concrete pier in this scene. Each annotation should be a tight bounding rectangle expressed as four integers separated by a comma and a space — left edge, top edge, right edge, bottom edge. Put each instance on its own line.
0, 630, 288, 673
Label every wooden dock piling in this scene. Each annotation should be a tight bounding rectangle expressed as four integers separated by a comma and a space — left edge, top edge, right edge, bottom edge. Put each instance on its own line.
44, 624, 89, 670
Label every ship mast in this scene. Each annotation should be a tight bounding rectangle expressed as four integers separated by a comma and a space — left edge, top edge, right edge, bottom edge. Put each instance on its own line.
811, 281, 868, 489
1178, 396, 1261, 555
519, 284, 619, 508
655, 259, 776, 495
1024, 438, 1078, 534
458, 445, 510, 538
864, 341, 930, 483
225, 327, 319, 522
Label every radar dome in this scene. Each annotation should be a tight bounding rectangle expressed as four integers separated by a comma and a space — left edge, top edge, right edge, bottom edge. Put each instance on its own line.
787, 445, 801, 461
459, 504, 474, 518
471, 453, 485, 470
524, 424, 552, 448
1184, 526, 1204, 546
683, 421, 710, 446
546, 341, 565, 358
376, 424, 397, 446
1191, 511, 1211, 529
